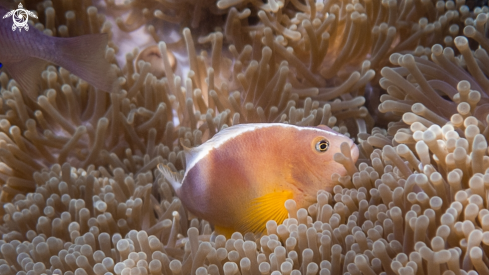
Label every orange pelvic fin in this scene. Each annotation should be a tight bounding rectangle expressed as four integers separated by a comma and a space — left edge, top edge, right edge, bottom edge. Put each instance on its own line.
238, 190, 293, 234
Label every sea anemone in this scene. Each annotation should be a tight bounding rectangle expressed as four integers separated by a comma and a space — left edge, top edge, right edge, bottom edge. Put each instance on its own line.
104, 0, 223, 33
2, 0, 489, 274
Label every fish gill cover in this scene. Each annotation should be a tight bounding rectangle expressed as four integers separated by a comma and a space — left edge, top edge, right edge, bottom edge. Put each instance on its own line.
0, 0, 488, 275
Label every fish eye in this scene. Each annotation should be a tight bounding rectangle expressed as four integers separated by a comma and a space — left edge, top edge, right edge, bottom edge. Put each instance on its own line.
315, 139, 329, 152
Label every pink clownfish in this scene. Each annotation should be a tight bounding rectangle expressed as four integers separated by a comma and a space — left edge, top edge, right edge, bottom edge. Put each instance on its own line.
159, 123, 359, 236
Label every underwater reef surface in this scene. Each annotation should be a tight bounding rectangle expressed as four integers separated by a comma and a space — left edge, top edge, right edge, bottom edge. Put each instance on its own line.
2, 0, 489, 274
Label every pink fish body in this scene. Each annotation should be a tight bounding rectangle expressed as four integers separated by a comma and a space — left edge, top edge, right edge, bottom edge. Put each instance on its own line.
0, 4, 114, 98
160, 123, 359, 235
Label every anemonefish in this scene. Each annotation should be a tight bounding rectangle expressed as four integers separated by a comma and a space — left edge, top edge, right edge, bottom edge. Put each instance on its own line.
158, 123, 359, 236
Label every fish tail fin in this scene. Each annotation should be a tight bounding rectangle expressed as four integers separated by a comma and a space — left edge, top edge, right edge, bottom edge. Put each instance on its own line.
54, 33, 116, 92
157, 163, 182, 196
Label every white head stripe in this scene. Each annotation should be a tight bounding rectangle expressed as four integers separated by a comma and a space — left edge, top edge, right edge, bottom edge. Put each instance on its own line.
183, 123, 340, 180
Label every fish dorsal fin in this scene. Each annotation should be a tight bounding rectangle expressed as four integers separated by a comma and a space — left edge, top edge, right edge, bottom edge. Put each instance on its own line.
238, 190, 293, 234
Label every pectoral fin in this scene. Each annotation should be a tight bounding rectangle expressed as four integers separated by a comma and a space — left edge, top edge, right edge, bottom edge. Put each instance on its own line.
238, 190, 293, 234
3, 57, 48, 100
